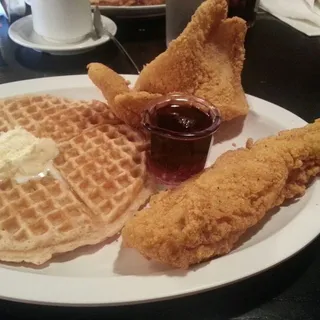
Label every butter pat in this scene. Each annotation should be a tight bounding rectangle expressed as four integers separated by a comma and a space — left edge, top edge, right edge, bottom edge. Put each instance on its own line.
0, 127, 59, 180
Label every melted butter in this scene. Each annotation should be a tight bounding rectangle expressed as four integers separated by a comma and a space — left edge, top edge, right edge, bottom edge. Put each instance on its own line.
14, 162, 63, 184
0, 127, 59, 181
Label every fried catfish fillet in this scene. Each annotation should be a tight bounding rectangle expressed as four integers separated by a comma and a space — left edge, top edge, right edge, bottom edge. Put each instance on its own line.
88, 0, 248, 128
135, 0, 248, 121
122, 120, 320, 268
87, 63, 161, 127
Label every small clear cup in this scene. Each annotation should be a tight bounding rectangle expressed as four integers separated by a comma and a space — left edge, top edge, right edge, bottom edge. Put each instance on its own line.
142, 93, 221, 186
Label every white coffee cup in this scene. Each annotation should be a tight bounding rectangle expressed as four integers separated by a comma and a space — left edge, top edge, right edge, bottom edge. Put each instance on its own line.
31, 0, 93, 44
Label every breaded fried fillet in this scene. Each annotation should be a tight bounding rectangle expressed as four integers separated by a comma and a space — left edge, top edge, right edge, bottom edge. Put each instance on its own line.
135, 0, 248, 122
88, 63, 161, 127
122, 120, 320, 268
88, 0, 248, 128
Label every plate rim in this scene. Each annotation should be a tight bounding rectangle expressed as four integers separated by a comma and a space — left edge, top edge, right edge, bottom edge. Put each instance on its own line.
0, 74, 319, 306
97, 3, 165, 10
24, 0, 166, 11
24, 0, 165, 11
8, 15, 117, 52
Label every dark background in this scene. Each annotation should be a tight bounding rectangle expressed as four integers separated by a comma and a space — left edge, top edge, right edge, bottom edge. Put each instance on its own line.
0, 9, 320, 320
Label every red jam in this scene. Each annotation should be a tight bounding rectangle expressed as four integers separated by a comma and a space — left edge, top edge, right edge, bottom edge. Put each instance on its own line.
142, 94, 221, 186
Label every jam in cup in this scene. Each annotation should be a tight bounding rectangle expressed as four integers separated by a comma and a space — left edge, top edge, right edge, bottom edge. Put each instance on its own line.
142, 93, 221, 186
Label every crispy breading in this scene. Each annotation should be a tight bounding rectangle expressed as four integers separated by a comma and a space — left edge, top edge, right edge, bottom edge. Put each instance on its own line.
135, 0, 248, 121
90, 0, 164, 5
114, 91, 162, 127
88, 0, 248, 128
122, 120, 320, 268
87, 63, 130, 103
87, 63, 161, 127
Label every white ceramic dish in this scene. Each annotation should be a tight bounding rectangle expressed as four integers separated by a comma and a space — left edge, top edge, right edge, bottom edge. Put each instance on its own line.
8, 15, 117, 56
97, 4, 165, 17
0, 74, 319, 306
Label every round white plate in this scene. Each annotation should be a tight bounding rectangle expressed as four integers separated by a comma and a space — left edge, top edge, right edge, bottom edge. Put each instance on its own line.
97, 4, 165, 18
0, 75, 319, 306
8, 15, 117, 56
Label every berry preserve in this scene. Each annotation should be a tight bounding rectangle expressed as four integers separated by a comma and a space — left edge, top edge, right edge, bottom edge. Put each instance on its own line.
142, 94, 221, 186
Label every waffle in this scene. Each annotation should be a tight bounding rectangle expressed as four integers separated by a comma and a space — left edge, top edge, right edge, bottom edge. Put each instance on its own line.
0, 175, 113, 265
0, 95, 154, 265
1, 95, 121, 143
0, 109, 12, 133
1, 95, 71, 137
54, 124, 152, 226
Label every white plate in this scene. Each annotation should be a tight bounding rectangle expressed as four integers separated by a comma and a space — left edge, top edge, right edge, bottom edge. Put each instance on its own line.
8, 15, 117, 56
97, 4, 165, 18
0, 75, 319, 306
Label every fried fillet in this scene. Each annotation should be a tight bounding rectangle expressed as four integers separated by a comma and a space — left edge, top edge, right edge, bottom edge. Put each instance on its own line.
135, 0, 248, 121
87, 63, 130, 103
88, 0, 248, 128
88, 63, 161, 127
90, 0, 164, 5
122, 120, 320, 268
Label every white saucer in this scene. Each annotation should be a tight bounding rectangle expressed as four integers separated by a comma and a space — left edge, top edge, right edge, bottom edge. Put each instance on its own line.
8, 15, 117, 55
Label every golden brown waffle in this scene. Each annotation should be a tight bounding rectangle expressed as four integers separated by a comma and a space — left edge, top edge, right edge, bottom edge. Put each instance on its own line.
1, 95, 71, 137
0, 109, 12, 132
1, 95, 121, 143
0, 176, 112, 265
0, 95, 154, 265
54, 124, 153, 225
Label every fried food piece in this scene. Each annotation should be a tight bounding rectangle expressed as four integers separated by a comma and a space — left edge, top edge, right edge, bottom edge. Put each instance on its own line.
135, 0, 248, 122
90, 0, 137, 6
138, 0, 165, 4
90, 0, 164, 5
122, 120, 320, 268
113, 91, 162, 127
88, 63, 161, 127
88, 0, 248, 128
87, 63, 130, 103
